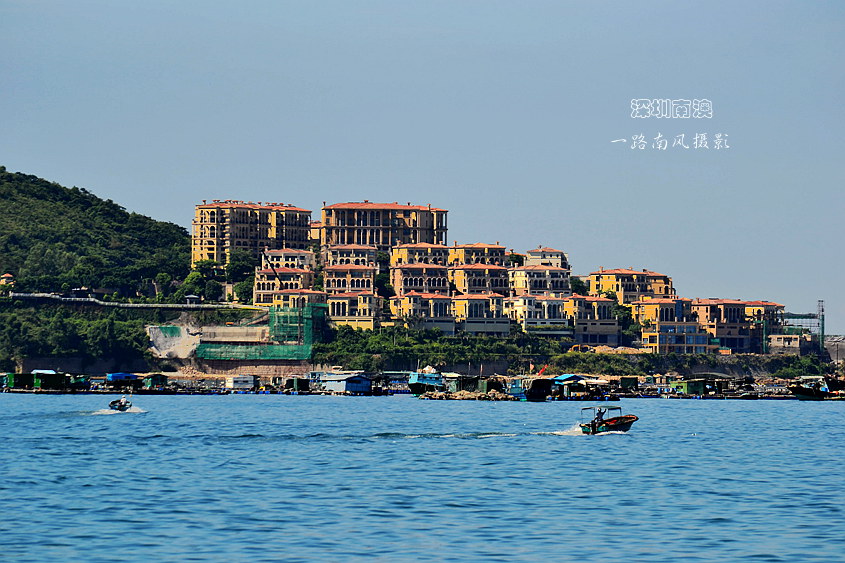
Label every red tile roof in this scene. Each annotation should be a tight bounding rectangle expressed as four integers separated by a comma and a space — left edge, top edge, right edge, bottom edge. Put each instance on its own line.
452, 292, 505, 300
197, 200, 311, 213
323, 264, 376, 271
743, 300, 785, 307
589, 268, 667, 277
257, 267, 311, 274
272, 289, 327, 295
399, 291, 452, 299
448, 263, 508, 270
451, 243, 506, 249
324, 201, 447, 212
691, 298, 746, 306
327, 244, 378, 251
393, 264, 447, 270
395, 243, 449, 249
527, 247, 564, 253
512, 265, 569, 272
631, 298, 691, 304
264, 248, 313, 255
328, 291, 377, 298
568, 294, 614, 302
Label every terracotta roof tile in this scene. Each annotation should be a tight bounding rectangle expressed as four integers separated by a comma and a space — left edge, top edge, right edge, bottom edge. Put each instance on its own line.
451, 243, 506, 249
393, 264, 447, 270
395, 243, 449, 249
323, 264, 376, 271
512, 265, 569, 272
448, 263, 508, 270
568, 294, 614, 302
264, 248, 313, 255
257, 267, 311, 274
399, 291, 452, 299
272, 289, 327, 295
324, 201, 447, 212
589, 268, 668, 277
197, 200, 311, 213
327, 244, 378, 250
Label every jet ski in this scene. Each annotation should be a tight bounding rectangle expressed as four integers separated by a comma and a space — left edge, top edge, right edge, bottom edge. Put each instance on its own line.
109, 398, 132, 411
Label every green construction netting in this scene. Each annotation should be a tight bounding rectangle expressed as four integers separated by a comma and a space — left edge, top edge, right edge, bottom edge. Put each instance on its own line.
196, 304, 327, 361
268, 303, 326, 345
196, 343, 311, 360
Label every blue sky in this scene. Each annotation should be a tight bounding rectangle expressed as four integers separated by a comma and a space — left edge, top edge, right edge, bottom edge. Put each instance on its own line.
2, 1, 843, 331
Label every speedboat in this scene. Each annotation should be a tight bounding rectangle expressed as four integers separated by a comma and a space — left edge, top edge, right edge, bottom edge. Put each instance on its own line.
108, 398, 132, 411
580, 406, 638, 435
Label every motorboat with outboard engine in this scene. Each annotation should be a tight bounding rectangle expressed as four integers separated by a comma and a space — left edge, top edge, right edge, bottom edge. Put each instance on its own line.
580, 406, 638, 434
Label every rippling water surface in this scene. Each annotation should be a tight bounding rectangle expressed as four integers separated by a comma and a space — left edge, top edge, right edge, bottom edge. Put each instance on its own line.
1, 394, 844, 562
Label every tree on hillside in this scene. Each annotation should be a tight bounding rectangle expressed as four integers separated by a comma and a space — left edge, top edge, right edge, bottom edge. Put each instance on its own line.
570, 277, 588, 295
0, 169, 190, 295
375, 272, 395, 299
507, 253, 524, 267
193, 260, 220, 280
233, 276, 255, 304
226, 250, 258, 283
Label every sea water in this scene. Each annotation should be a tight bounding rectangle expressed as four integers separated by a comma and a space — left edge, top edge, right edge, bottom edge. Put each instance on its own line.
1, 394, 843, 562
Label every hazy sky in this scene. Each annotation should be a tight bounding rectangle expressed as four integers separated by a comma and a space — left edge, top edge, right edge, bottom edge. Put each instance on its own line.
2, 1, 843, 331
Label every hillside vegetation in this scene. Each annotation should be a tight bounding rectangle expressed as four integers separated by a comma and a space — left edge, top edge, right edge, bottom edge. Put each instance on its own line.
0, 166, 190, 294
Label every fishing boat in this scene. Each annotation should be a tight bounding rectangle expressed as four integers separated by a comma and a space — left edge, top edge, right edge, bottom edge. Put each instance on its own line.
579, 406, 638, 435
108, 397, 132, 411
787, 376, 845, 401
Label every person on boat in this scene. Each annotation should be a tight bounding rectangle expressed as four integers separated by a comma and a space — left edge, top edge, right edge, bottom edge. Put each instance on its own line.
590, 408, 605, 433
119, 395, 128, 407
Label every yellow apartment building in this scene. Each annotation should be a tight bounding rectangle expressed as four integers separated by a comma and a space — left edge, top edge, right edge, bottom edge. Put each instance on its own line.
564, 294, 619, 346
451, 293, 510, 336
321, 201, 448, 252
448, 243, 507, 266
744, 301, 785, 325
690, 299, 752, 353
262, 248, 316, 271
253, 267, 315, 306
631, 298, 714, 354
587, 267, 675, 304
389, 291, 455, 334
192, 200, 311, 267
323, 264, 376, 295
448, 264, 509, 295
504, 295, 572, 335
631, 298, 694, 326
271, 289, 327, 309
390, 243, 450, 267
327, 292, 381, 330
509, 265, 571, 297
309, 221, 322, 247
745, 301, 785, 353
524, 246, 569, 269
323, 244, 378, 267
390, 264, 449, 296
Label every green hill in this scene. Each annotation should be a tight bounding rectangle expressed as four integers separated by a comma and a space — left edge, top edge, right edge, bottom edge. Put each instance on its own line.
0, 166, 190, 294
